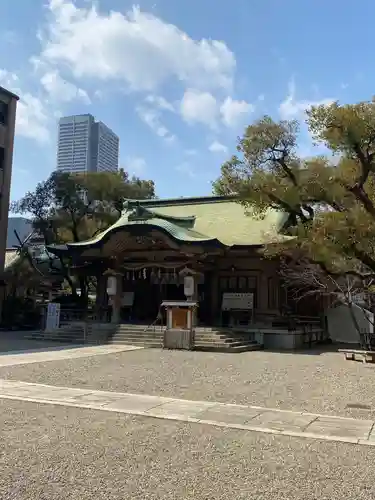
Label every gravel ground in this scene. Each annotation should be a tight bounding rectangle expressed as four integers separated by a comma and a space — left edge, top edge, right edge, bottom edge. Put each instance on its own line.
0, 348, 375, 419
0, 398, 375, 500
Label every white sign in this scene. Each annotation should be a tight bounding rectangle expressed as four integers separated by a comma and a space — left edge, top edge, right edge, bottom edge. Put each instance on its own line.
221, 292, 254, 311
184, 276, 195, 297
46, 302, 61, 330
107, 276, 117, 295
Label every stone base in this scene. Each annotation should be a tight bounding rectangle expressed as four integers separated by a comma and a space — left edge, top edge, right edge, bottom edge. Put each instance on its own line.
163, 329, 194, 350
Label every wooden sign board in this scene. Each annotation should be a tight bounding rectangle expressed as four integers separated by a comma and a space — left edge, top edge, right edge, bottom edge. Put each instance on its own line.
46, 302, 61, 330
221, 292, 254, 311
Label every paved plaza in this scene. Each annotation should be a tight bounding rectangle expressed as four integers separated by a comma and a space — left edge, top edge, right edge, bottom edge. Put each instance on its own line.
1, 341, 375, 498
2, 345, 375, 419
0, 378, 374, 446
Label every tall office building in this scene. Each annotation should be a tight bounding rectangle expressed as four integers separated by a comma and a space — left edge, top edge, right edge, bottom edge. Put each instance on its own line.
56, 114, 119, 173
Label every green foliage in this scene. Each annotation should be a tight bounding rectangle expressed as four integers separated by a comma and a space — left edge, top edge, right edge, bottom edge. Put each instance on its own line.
11, 170, 155, 244
10, 170, 156, 299
213, 98, 375, 277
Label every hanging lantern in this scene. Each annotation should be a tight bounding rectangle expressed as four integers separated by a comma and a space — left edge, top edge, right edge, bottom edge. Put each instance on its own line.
143, 268, 147, 279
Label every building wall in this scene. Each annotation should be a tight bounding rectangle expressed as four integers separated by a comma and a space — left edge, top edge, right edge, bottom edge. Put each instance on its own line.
326, 303, 373, 344
57, 114, 94, 173
57, 114, 119, 173
0, 88, 18, 274
91, 122, 119, 173
0, 87, 18, 320
210, 253, 282, 322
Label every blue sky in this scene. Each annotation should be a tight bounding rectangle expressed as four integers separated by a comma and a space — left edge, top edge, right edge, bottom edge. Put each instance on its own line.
1, 0, 374, 202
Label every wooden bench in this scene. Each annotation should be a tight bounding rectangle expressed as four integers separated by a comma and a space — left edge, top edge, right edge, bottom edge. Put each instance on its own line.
339, 349, 375, 364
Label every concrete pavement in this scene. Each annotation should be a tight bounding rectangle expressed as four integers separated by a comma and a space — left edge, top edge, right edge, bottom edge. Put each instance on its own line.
0, 378, 374, 446
0, 344, 143, 367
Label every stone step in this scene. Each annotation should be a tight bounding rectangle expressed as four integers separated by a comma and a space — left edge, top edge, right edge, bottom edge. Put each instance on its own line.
27, 332, 83, 339
195, 340, 257, 348
195, 342, 262, 353
110, 333, 164, 340
194, 335, 254, 342
108, 339, 162, 347
108, 335, 163, 344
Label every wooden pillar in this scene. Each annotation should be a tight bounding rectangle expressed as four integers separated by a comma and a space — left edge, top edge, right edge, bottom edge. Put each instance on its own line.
95, 273, 108, 321
111, 274, 123, 324
259, 273, 269, 311
210, 272, 219, 325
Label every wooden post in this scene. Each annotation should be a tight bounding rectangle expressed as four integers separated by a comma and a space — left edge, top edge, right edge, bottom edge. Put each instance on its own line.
110, 275, 123, 324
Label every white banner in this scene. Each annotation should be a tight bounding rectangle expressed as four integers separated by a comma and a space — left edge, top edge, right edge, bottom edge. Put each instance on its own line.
46, 302, 61, 330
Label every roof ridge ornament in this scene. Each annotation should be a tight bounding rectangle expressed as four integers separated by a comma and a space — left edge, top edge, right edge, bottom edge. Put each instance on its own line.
127, 201, 155, 221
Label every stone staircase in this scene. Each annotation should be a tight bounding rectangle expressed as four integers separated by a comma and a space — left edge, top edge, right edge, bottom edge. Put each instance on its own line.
26, 323, 86, 344
107, 324, 164, 348
107, 325, 262, 352
193, 327, 262, 353
26, 324, 263, 352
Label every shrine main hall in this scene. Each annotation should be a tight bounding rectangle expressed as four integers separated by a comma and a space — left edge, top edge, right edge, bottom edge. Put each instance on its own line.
47, 194, 310, 331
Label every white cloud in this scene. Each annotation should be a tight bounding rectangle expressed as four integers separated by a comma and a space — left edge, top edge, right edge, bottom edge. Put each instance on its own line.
41, 1, 235, 92
0, 69, 50, 143
209, 140, 228, 154
220, 96, 253, 127
179, 89, 252, 129
40, 69, 91, 104
0, 69, 19, 87
180, 89, 218, 128
145, 95, 174, 112
124, 156, 147, 175
16, 93, 50, 144
279, 78, 334, 120
136, 106, 176, 142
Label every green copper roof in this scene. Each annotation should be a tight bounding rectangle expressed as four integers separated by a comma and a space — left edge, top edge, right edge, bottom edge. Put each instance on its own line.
63, 195, 289, 250
140, 197, 289, 246
4, 246, 62, 274
66, 201, 221, 248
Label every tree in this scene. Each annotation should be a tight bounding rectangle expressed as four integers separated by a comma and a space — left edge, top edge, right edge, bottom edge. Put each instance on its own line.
213, 98, 375, 344
11, 170, 156, 301
279, 257, 375, 348
213, 99, 375, 279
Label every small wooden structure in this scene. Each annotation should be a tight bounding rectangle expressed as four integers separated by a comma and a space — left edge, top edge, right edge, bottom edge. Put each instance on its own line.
339, 349, 375, 364
161, 300, 197, 350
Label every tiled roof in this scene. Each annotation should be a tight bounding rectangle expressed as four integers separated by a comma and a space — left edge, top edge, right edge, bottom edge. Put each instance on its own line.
58, 195, 290, 251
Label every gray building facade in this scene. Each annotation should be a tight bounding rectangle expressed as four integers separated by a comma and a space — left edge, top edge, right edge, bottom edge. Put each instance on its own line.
57, 114, 119, 173
0, 86, 18, 271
